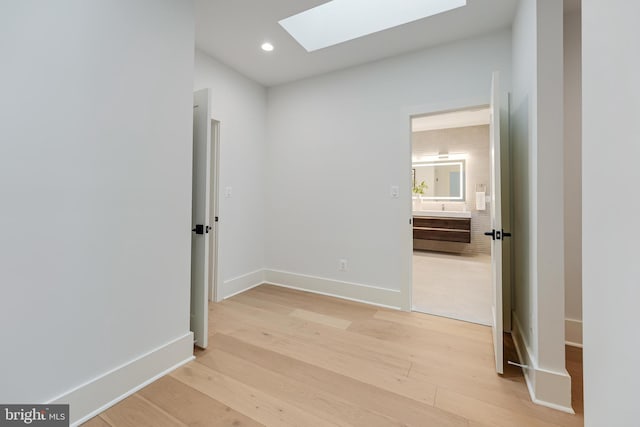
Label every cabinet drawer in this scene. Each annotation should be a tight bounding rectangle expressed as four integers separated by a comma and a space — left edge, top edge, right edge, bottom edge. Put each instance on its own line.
413, 227, 471, 243
413, 216, 471, 231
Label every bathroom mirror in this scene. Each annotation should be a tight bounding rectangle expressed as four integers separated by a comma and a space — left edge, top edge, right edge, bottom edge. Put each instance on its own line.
412, 160, 465, 201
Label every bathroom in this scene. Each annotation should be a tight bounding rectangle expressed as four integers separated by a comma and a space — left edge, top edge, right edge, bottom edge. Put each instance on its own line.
411, 107, 492, 325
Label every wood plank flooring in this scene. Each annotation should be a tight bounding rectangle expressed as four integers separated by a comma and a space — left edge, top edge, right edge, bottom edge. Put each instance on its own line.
83, 284, 583, 427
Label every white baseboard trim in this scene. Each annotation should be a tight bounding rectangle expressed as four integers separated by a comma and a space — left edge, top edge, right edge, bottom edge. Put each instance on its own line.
511, 315, 574, 414
49, 332, 194, 426
264, 269, 403, 309
222, 269, 266, 300
565, 318, 583, 348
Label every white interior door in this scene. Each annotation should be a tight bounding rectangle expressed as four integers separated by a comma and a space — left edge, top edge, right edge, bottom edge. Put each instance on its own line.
191, 88, 212, 349
488, 71, 504, 374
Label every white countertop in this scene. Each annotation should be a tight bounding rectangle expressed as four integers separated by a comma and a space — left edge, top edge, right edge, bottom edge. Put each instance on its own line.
413, 210, 472, 218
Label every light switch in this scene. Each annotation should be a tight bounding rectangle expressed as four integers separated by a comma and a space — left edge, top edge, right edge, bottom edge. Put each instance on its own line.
225, 186, 232, 198
390, 185, 399, 198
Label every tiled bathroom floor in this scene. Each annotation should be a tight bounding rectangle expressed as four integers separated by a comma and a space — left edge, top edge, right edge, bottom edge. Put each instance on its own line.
412, 250, 492, 325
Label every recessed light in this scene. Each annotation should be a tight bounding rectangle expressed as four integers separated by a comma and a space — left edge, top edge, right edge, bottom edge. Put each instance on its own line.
261, 42, 274, 52
280, 0, 467, 52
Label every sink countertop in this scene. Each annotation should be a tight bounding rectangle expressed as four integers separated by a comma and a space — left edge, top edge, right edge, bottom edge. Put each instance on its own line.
413, 210, 472, 218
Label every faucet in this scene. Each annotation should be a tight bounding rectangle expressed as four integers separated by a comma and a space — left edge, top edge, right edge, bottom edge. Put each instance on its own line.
441, 203, 445, 211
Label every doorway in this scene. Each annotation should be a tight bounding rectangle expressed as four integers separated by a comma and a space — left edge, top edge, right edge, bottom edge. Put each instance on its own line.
407, 73, 507, 375
410, 107, 493, 326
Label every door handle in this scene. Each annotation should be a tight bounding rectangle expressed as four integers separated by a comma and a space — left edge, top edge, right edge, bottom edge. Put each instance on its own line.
191, 224, 210, 235
485, 229, 511, 240
485, 229, 503, 240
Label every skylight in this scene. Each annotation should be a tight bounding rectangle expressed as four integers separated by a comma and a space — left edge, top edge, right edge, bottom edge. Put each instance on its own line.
279, 0, 467, 52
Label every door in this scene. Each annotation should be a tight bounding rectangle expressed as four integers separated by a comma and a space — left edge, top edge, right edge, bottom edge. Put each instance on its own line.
488, 71, 503, 374
191, 88, 212, 349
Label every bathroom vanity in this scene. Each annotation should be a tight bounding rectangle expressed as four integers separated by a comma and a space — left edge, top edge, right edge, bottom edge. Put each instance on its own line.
412, 211, 471, 243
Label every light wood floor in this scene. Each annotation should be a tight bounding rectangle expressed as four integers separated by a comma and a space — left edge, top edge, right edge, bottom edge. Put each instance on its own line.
83, 285, 583, 427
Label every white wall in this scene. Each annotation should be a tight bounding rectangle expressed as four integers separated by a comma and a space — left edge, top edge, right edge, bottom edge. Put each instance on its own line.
194, 50, 267, 298
563, 6, 582, 346
266, 30, 512, 309
511, 0, 571, 410
583, 1, 640, 425
0, 0, 194, 423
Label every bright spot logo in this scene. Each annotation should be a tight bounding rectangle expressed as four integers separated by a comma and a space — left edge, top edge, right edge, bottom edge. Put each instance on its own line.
0, 405, 68, 426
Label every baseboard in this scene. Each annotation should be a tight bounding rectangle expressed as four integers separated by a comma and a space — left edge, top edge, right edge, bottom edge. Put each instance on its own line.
222, 269, 266, 300
511, 315, 574, 414
565, 318, 583, 348
49, 332, 194, 426
264, 269, 403, 309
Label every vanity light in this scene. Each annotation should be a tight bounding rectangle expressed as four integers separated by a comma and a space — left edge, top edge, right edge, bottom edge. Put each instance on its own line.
419, 153, 467, 162
261, 42, 274, 52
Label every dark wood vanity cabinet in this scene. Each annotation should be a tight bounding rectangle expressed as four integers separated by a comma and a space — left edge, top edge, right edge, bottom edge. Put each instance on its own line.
413, 216, 471, 243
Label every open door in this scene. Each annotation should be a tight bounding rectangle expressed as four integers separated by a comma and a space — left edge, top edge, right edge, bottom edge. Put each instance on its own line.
191, 88, 212, 349
487, 71, 505, 374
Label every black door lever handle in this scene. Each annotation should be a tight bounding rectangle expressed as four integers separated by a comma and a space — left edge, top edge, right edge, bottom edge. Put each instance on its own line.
485, 229, 503, 240
484, 230, 496, 240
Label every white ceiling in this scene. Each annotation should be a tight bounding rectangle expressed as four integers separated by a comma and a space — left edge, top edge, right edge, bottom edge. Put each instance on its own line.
412, 107, 490, 132
195, 0, 519, 87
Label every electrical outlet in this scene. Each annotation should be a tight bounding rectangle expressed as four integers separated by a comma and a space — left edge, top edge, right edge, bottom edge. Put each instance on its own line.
224, 186, 232, 198
338, 259, 348, 272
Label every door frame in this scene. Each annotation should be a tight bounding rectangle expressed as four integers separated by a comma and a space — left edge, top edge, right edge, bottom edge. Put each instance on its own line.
404, 99, 512, 332
209, 119, 221, 302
